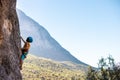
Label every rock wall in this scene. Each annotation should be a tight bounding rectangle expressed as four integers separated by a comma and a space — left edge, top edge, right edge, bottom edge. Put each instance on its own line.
0, 0, 22, 80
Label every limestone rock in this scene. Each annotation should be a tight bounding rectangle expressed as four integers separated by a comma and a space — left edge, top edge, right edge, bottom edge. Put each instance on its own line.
0, 0, 22, 80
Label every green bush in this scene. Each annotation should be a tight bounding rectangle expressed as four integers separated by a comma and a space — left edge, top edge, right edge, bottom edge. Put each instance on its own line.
86, 55, 120, 80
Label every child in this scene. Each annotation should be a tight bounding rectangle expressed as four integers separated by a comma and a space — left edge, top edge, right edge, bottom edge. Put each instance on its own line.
19, 36, 33, 70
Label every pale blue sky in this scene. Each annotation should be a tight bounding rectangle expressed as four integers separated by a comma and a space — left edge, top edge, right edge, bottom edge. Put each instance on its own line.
17, 0, 120, 67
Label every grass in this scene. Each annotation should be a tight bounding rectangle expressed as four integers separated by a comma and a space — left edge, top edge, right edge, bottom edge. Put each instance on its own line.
21, 54, 87, 80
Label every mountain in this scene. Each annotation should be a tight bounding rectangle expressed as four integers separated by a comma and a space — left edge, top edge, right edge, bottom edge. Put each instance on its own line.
17, 9, 87, 65
21, 54, 87, 80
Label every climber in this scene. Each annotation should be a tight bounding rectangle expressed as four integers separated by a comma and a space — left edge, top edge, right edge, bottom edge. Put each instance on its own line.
19, 36, 33, 70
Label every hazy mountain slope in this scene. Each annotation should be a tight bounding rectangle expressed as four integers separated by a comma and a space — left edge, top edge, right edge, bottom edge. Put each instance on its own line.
17, 9, 87, 65
21, 54, 87, 80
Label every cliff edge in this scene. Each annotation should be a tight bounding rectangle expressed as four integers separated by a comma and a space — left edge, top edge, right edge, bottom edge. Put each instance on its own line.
0, 0, 22, 80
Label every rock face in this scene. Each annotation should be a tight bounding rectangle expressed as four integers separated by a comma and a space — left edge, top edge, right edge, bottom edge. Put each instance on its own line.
0, 0, 22, 80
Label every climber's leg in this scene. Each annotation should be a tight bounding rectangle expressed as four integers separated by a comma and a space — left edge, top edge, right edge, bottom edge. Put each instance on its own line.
19, 59, 23, 70
19, 54, 25, 70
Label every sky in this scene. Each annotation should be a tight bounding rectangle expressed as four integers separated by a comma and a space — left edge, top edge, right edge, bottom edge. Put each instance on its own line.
17, 0, 120, 67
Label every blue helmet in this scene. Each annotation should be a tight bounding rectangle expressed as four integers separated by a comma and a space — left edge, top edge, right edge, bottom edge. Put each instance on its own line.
26, 37, 33, 43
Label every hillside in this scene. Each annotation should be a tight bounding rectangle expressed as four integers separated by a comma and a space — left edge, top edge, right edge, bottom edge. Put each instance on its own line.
17, 9, 88, 65
21, 54, 88, 80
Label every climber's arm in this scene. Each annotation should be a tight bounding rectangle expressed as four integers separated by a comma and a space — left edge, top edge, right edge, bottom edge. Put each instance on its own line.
20, 36, 26, 43
17, 32, 26, 43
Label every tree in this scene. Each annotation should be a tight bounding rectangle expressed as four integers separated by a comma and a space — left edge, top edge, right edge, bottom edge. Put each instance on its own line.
86, 55, 120, 80
0, 0, 22, 80
86, 66, 98, 80
113, 63, 120, 80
